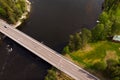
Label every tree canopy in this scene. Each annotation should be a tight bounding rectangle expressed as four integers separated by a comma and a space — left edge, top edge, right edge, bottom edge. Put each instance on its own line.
0, 0, 27, 24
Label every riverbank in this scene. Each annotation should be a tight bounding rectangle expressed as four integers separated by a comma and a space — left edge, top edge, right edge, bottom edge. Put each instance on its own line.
0, 0, 31, 42
63, 0, 120, 80
45, 0, 120, 80
0, 0, 31, 28
11, 0, 31, 28
45, 68, 74, 80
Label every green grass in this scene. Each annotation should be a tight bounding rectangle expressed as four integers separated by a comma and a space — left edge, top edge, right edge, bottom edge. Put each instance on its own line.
69, 41, 120, 68
115, 5, 120, 16
116, 9, 120, 16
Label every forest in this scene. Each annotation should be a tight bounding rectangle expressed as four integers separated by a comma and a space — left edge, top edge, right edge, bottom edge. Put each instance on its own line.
0, 0, 27, 24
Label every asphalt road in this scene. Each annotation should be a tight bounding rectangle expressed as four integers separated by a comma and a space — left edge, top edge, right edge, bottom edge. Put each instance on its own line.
0, 20, 99, 80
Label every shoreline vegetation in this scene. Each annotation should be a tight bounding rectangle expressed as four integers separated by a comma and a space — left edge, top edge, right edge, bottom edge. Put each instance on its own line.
12, 0, 31, 28
45, 0, 120, 80
0, 0, 31, 28
0, 0, 31, 42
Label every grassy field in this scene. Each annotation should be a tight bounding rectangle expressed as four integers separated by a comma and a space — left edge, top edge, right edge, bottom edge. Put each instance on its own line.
67, 41, 120, 79
69, 41, 120, 68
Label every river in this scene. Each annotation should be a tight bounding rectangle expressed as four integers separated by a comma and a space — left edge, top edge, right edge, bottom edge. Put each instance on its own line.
0, 0, 103, 80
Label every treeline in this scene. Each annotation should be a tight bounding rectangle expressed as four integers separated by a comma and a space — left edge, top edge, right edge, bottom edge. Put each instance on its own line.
93, 59, 120, 80
105, 59, 120, 80
45, 68, 74, 80
0, 0, 27, 24
63, 28, 92, 53
103, 0, 120, 11
63, 0, 120, 79
45, 68, 57, 80
63, 0, 120, 53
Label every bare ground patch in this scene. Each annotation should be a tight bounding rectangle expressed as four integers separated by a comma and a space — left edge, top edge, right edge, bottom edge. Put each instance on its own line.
104, 50, 118, 61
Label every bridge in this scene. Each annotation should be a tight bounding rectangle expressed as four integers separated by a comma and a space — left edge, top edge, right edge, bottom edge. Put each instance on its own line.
0, 20, 99, 80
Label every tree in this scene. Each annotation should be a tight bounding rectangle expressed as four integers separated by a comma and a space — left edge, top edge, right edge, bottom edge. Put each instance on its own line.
99, 11, 109, 25
81, 28, 92, 47
92, 24, 106, 41
45, 68, 57, 80
0, 6, 6, 16
68, 35, 76, 51
103, 0, 119, 11
111, 21, 120, 35
105, 59, 120, 79
74, 33, 82, 50
0, 0, 27, 24
68, 28, 92, 52
93, 61, 107, 71
62, 46, 70, 54
68, 33, 82, 51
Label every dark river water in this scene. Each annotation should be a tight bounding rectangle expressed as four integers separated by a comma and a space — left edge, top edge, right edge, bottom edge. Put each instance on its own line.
0, 0, 104, 80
